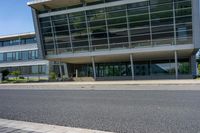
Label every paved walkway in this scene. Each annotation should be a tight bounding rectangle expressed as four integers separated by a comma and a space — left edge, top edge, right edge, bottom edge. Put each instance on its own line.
1, 80, 200, 90
0, 119, 112, 133
0, 79, 200, 86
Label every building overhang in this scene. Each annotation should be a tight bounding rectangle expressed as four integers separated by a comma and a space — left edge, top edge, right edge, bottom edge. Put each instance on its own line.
0, 60, 49, 68
46, 44, 196, 64
0, 44, 38, 53
28, 0, 99, 11
0, 32, 35, 41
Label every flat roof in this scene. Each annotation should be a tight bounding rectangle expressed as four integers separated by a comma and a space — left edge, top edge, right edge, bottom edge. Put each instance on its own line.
28, 0, 51, 5
0, 32, 35, 40
28, 0, 101, 11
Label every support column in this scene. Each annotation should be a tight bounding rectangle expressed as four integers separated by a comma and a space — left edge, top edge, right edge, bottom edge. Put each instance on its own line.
174, 51, 178, 79
125, 5, 131, 48
130, 54, 135, 80
104, 7, 110, 50
91, 56, 96, 80
59, 62, 63, 79
84, 10, 92, 51
63, 63, 69, 79
66, 14, 73, 52
76, 69, 78, 78
31, 9, 44, 59
148, 2, 153, 46
173, 0, 177, 45
46, 61, 50, 80
192, 0, 200, 49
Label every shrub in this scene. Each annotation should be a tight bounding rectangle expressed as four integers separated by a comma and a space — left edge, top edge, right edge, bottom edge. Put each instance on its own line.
19, 76, 25, 79
11, 71, 21, 79
50, 72, 57, 80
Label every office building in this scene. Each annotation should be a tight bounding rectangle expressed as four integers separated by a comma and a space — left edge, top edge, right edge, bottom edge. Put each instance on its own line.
28, 0, 200, 80
0, 32, 49, 79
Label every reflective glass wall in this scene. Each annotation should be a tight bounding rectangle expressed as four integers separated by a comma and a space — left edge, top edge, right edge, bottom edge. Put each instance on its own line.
0, 50, 39, 63
68, 58, 190, 77
0, 37, 37, 47
0, 65, 47, 75
39, 0, 192, 55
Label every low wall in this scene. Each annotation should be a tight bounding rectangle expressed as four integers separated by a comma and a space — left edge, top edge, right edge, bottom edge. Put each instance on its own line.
7, 74, 49, 79
96, 75, 193, 81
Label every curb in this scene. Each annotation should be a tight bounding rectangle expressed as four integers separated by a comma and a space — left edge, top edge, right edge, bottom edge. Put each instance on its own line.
0, 118, 113, 133
1, 80, 200, 86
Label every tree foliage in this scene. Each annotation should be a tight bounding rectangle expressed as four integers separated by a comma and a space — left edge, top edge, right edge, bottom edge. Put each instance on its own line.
50, 72, 57, 80
11, 71, 21, 79
198, 64, 200, 75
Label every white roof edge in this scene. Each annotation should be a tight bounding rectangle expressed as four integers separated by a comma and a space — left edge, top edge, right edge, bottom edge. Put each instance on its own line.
0, 60, 49, 68
0, 32, 36, 40
27, 0, 51, 6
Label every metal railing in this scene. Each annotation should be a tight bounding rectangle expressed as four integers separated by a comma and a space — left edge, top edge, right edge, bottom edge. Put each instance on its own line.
45, 37, 193, 56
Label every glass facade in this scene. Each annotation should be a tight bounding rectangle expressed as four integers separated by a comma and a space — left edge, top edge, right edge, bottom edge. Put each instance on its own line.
39, 0, 192, 55
0, 37, 36, 47
0, 50, 39, 63
68, 59, 190, 77
0, 65, 47, 75
0, 32, 49, 77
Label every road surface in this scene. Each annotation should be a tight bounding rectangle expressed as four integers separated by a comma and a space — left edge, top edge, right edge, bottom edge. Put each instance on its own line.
0, 86, 200, 133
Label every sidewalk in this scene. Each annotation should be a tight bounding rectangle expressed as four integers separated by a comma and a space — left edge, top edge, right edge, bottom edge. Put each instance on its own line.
0, 118, 112, 133
0, 80, 200, 90
0, 79, 200, 86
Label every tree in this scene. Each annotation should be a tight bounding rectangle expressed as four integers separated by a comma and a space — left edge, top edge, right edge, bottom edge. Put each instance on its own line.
1, 69, 9, 80
198, 64, 200, 76
11, 71, 21, 80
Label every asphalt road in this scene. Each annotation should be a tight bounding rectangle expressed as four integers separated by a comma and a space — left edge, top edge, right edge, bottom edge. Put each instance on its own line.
0, 88, 200, 133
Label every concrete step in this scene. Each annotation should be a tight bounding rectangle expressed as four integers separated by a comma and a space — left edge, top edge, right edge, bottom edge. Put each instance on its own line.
73, 77, 95, 81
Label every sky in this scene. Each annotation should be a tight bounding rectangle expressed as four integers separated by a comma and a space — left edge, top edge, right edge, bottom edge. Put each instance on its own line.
0, 0, 34, 36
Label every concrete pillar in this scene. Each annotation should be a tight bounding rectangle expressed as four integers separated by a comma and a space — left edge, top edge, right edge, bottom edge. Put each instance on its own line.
192, 0, 200, 49
46, 61, 50, 80
63, 63, 69, 78
91, 56, 96, 80
76, 69, 78, 78
175, 51, 178, 79
31, 9, 44, 59
59, 62, 63, 79
130, 54, 135, 80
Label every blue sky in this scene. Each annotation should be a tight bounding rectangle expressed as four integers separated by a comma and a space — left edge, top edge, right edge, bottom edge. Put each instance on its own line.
0, 0, 34, 36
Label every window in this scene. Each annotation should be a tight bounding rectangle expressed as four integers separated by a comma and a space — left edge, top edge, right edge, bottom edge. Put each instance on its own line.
16, 52, 21, 60
12, 52, 16, 61
3, 41, 10, 46
21, 51, 29, 60
0, 41, 3, 47
0, 53, 3, 62
25, 37, 36, 44
6, 53, 13, 61
32, 66, 39, 74
39, 65, 46, 74
11, 39, 20, 45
